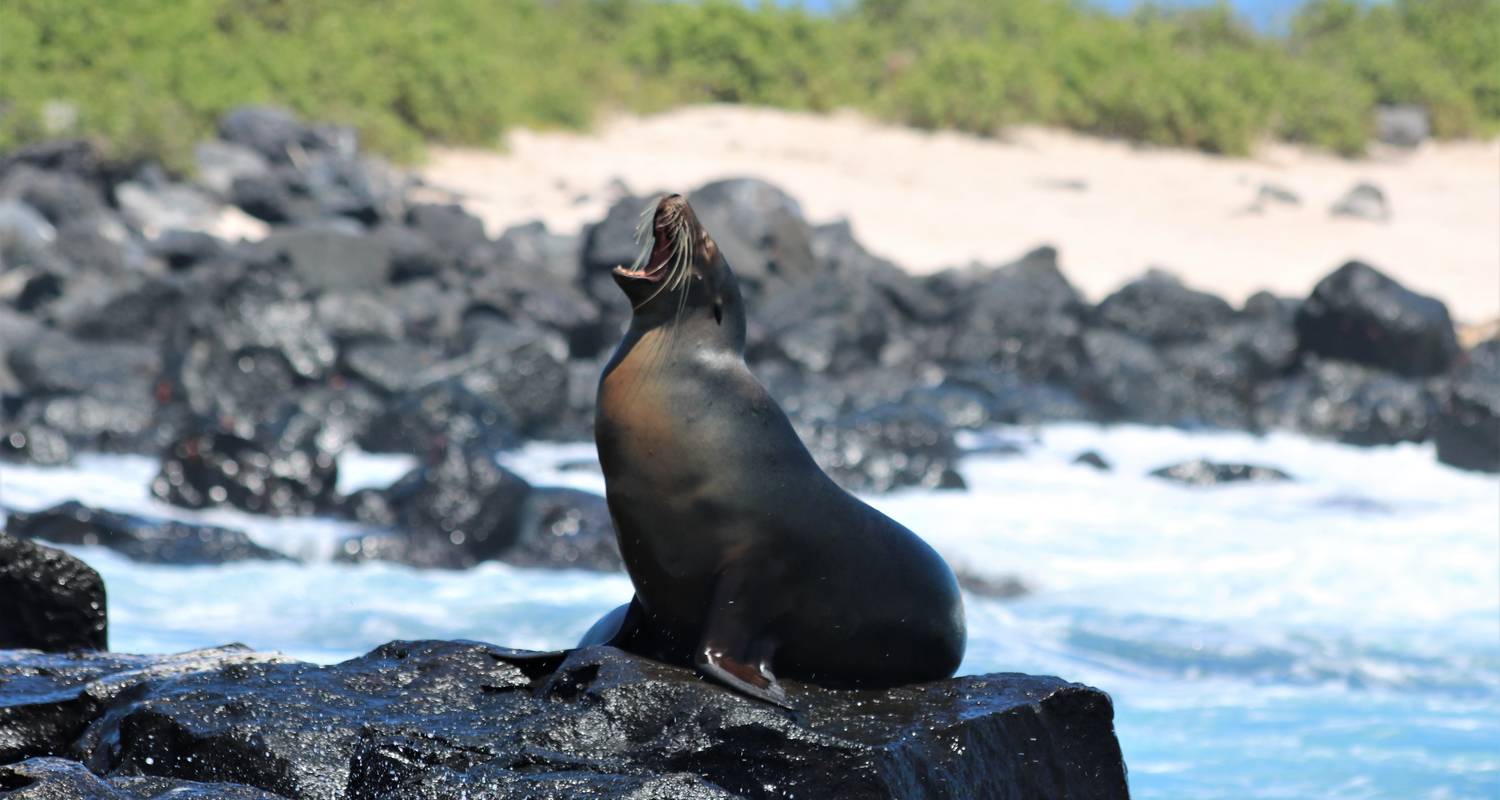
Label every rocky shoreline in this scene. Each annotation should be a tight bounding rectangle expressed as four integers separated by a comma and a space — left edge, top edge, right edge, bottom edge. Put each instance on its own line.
2, 105, 1494, 573
0, 535, 1128, 799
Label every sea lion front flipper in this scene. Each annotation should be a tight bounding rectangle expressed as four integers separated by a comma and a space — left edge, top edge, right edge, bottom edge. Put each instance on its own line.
694, 569, 792, 709
697, 648, 791, 709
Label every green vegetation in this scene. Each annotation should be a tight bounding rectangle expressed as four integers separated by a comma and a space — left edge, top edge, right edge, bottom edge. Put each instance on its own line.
2, 0, 1496, 165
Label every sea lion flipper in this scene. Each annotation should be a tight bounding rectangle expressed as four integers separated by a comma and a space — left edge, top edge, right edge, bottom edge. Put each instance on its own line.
693, 569, 792, 708
697, 648, 792, 709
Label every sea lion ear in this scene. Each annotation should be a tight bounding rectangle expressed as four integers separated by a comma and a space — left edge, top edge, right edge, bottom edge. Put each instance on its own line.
713, 298, 723, 325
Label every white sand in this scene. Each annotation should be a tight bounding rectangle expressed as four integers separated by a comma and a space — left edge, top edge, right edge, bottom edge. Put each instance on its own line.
420, 105, 1500, 323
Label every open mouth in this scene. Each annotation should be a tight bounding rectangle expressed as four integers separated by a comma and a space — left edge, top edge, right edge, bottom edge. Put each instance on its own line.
614, 194, 688, 283
612, 257, 669, 283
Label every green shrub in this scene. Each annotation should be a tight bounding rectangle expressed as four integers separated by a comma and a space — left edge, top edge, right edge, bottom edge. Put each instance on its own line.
2, 0, 1496, 165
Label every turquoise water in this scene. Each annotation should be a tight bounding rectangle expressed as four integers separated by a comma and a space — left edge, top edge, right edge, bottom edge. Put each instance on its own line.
2, 424, 1496, 798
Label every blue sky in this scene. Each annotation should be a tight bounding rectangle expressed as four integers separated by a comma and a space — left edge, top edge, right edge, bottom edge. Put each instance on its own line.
781, 1, 1361, 33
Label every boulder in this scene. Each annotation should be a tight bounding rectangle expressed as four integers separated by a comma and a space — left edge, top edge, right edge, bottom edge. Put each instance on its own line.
151, 430, 338, 517
801, 404, 965, 493
504, 487, 622, 572
0, 138, 105, 184
314, 291, 404, 344
455, 317, 572, 437
0, 646, 289, 765
0, 424, 72, 466
1329, 182, 1390, 222
193, 139, 271, 197
0, 642, 1129, 800
1434, 339, 1500, 472
1295, 261, 1459, 377
751, 271, 895, 375
1257, 357, 1440, 446
940, 368, 1093, 426
404, 203, 489, 263
1079, 329, 1205, 425
230, 167, 318, 224
341, 340, 448, 395
6, 501, 290, 565
581, 193, 651, 306
6, 332, 160, 397
114, 179, 220, 237
375, 447, 533, 567
0, 166, 109, 227
170, 341, 300, 436
1375, 105, 1430, 148
14, 393, 158, 453
1072, 450, 1112, 471
813, 220, 952, 324
941, 247, 1090, 384
218, 106, 342, 165
0, 199, 57, 251
1096, 270, 1236, 345
51, 272, 189, 344
687, 178, 818, 290
356, 379, 518, 456
148, 229, 228, 272
257, 227, 393, 293
1149, 459, 1293, 486
0, 533, 106, 652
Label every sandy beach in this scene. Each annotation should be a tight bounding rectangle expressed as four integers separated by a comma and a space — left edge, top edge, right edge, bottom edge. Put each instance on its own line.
420, 105, 1499, 323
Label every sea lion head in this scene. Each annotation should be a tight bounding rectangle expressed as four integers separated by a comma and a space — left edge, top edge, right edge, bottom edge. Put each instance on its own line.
612, 194, 744, 339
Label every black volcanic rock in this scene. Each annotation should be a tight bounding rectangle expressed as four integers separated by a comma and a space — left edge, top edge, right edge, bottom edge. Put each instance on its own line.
1097, 270, 1235, 345
1295, 261, 1459, 377
404, 203, 489, 262
357, 379, 519, 456
6, 501, 290, 565
0, 533, 106, 652
752, 271, 895, 375
813, 220, 952, 324
257, 227, 393, 293
941, 368, 1093, 426
0, 424, 71, 466
802, 404, 966, 493
151, 430, 338, 517
219, 106, 336, 165
1073, 450, 1112, 471
1257, 357, 1440, 446
941, 247, 1090, 384
0, 757, 293, 799
377, 447, 533, 568
1435, 339, 1500, 472
581, 193, 650, 303
504, 487, 622, 572
0, 642, 1128, 800
6, 331, 160, 397
0, 646, 290, 766
456, 317, 572, 437
687, 177, 818, 290
1149, 459, 1293, 486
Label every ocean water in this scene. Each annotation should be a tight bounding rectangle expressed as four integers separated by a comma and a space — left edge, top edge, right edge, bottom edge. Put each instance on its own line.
1, 424, 1496, 798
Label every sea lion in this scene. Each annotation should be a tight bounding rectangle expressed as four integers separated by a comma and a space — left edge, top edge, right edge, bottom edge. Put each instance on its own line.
579, 194, 965, 706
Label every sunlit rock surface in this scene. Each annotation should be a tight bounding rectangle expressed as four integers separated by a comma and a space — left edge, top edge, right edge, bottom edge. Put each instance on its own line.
0, 641, 1128, 799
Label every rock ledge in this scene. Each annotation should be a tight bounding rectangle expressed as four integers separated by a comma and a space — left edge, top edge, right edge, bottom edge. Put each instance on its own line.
0, 641, 1129, 799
